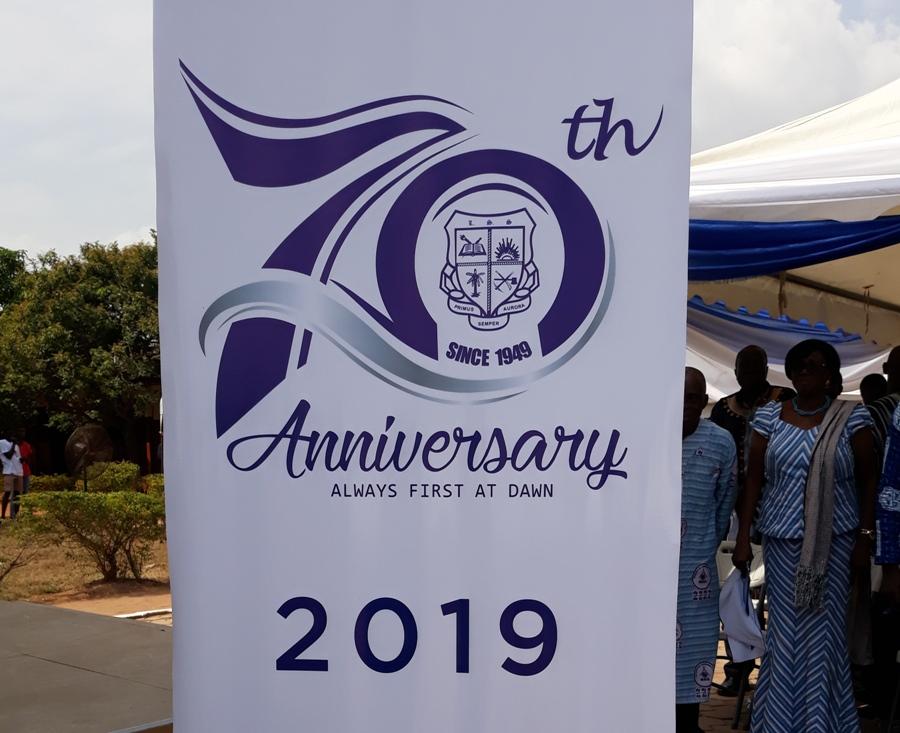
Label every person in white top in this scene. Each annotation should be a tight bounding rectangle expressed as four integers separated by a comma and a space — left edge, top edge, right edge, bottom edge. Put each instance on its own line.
0, 437, 24, 519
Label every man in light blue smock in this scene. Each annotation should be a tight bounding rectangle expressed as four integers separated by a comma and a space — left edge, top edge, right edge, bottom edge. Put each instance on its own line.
676, 368, 737, 733
876, 402, 900, 592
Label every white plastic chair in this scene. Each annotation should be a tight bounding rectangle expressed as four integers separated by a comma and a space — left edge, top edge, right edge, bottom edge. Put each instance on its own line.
717, 541, 765, 590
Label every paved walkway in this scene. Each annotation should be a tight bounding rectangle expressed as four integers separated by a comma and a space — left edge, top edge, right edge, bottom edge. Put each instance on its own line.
0, 601, 172, 733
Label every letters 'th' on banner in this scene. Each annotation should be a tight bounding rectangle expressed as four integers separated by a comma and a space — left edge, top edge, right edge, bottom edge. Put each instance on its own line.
154, 2, 692, 730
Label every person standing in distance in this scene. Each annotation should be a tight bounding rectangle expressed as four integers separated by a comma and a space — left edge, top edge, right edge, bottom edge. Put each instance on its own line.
711, 346, 794, 492
710, 345, 793, 695
870, 347, 900, 452
860, 374, 888, 407
873, 403, 900, 724
17, 430, 33, 497
0, 435, 24, 520
677, 367, 737, 733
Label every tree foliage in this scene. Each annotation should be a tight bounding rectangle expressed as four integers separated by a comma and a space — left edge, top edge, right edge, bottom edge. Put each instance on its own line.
0, 247, 27, 310
85, 461, 142, 492
0, 240, 159, 432
29, 474, 75, 492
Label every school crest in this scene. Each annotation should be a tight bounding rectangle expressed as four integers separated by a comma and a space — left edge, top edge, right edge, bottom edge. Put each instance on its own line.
440, 209, 539, 331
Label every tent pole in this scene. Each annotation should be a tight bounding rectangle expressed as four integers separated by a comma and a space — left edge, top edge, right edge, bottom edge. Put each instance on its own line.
768, 274, 900, 316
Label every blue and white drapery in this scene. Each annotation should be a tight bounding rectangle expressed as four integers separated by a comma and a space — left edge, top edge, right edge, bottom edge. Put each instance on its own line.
684, 211, 897, 397
686, 297, 889, 401
686, 297, 885, 365
688, 216, 900, 281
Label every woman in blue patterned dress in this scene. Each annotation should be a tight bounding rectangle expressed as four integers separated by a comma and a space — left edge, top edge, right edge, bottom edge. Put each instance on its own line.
732, 339, 879, 732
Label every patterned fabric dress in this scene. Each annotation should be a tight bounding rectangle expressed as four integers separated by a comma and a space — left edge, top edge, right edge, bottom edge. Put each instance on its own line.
869, 392, 900, 453
749, 402, 873, 733
710, 384, 794, 488
677, 420, 737, 704
876, 403, 900, 565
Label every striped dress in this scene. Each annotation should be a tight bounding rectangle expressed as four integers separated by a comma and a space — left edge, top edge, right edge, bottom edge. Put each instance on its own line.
876, 403, 900, 565
677, 420, 737, 704
869, 392, 899, 451
749, 402, 873, 733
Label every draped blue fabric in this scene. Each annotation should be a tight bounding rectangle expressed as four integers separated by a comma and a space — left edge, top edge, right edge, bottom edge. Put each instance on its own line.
688, 215, 900, 280
686, 297, 885, 365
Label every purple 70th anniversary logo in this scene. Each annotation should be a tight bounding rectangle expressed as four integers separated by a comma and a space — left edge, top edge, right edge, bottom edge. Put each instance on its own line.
181, 64, 665, 440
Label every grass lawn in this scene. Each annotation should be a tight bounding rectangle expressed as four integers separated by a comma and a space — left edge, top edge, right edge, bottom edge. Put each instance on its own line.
0, 525, 169, 602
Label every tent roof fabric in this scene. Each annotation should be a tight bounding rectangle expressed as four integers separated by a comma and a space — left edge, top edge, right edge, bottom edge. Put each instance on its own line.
691, 78, 900, 222
689, 78, 900, 348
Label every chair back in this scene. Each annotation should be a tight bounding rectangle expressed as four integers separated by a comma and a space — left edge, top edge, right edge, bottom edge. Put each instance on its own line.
716, 541, 765, 588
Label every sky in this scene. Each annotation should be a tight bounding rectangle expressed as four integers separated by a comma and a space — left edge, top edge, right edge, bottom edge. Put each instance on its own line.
2, 0, 900, 257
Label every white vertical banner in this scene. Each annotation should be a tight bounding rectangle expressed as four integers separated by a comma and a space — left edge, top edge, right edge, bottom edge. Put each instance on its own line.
155, 2, 692, 730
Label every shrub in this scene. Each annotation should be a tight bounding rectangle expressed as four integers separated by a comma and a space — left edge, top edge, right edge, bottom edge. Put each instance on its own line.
20, 492, 166, 581
143, 474, 164, 497
84, 461, 142, 493
29, 474, 74, 492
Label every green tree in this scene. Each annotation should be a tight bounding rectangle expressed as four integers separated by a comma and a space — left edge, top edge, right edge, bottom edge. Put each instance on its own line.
0, 247, 27, 310
0, 240, 159, 432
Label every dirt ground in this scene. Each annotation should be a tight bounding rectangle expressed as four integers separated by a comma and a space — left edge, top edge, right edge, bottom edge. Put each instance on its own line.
43, 581, 171, 616
0, 521, 173, 622
0, 523, 169, 602
700, 651, 757, 731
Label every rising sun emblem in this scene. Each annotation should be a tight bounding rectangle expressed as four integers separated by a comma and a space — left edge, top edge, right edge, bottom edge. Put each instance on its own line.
494, 238, 520, 261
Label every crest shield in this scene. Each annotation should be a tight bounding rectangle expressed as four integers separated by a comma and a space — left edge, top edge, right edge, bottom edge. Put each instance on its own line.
440, 209, 539, 331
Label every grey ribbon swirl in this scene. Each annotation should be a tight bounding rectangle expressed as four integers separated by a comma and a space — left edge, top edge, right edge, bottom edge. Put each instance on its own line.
199, 233, 615, 405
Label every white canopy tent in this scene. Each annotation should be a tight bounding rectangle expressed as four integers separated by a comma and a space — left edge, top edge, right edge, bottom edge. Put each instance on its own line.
691, 78, 900, 224
687, 79, 900, 397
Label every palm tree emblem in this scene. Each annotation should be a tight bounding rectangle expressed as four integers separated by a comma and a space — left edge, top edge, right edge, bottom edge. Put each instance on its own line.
465, 270, 484, 297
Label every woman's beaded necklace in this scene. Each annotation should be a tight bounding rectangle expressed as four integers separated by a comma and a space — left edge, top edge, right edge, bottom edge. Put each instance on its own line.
791, 395, 832, 416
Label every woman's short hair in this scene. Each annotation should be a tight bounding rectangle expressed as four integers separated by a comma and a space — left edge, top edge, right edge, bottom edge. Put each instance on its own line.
784, 339, 841, 380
